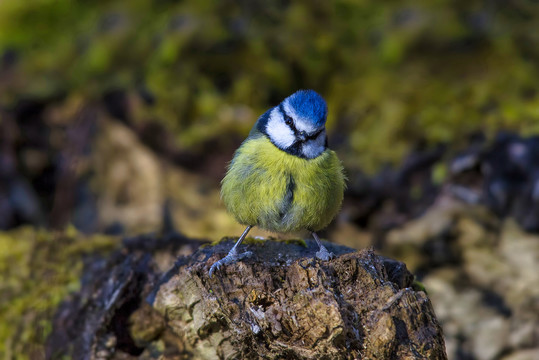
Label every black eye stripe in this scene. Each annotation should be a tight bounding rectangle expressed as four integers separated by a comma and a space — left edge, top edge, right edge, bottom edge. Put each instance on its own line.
278, 104, 322, 140
284, 115, 293, 125
305, 128, 324, 140
279, 104, 298, 134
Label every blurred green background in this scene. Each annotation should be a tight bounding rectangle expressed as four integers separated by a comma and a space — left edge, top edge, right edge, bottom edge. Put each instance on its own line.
1, 1, 539, 359
2, 0, 539, 172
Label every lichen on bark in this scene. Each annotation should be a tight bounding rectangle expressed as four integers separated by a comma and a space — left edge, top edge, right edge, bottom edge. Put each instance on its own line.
151, 239, 447, 359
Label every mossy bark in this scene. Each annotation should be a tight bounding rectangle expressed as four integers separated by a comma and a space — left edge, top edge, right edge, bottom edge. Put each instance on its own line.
46, 236, 446, 359
150, 239, 447, 359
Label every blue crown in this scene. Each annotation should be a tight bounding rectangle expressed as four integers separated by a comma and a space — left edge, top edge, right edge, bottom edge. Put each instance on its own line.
286, 90, 328, 127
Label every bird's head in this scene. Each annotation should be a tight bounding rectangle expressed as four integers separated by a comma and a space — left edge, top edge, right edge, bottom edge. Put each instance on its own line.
259, 89, 328, 159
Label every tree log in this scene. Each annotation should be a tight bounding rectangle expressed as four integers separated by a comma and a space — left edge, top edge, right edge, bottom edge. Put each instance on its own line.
151, 238, 447, 359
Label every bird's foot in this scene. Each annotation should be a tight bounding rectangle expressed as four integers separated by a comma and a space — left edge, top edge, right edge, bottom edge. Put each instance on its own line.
209, 250, 253, 278
315, 245, 335, 261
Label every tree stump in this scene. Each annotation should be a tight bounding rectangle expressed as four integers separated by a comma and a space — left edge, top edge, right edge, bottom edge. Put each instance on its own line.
151, 238, 447, 359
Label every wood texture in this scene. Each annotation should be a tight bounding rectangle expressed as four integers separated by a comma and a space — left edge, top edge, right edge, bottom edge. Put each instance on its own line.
152, 239, 447, 359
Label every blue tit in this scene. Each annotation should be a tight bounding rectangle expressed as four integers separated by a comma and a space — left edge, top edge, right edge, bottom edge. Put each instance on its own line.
210, 89, 345, 277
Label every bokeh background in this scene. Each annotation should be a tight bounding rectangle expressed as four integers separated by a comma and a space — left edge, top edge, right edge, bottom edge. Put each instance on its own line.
1, 1, 538, 359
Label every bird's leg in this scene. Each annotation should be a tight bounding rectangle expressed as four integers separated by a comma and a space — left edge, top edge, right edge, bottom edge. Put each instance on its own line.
312, 232, 335, 261
209, 225, 253, 277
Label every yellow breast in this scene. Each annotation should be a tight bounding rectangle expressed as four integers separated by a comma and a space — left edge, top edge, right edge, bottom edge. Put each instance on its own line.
221, 136, 345, 232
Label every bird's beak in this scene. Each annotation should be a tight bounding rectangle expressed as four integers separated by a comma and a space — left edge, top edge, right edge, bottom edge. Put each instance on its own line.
298, 131, 307, 142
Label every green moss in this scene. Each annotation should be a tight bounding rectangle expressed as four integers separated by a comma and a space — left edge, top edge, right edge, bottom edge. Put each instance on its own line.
204, 236, 236, 247
0, 226, 119, 359
1, 1, 539, 171
412, 278, 428, 294
242, 237, 268, 246
431, 163, 448, 185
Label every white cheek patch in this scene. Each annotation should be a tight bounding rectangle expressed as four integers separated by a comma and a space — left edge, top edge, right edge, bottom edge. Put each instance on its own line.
283, 100, 317, 133
266, 108, 295, 149
302, 129, 326, 159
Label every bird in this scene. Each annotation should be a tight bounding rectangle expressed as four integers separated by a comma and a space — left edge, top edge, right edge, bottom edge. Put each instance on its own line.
209, 89, 345, 277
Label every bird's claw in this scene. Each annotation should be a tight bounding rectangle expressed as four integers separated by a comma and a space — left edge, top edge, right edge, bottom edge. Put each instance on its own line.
316, 245, 335, 261
208, 261, 222, 278
209, 250, 253, 278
